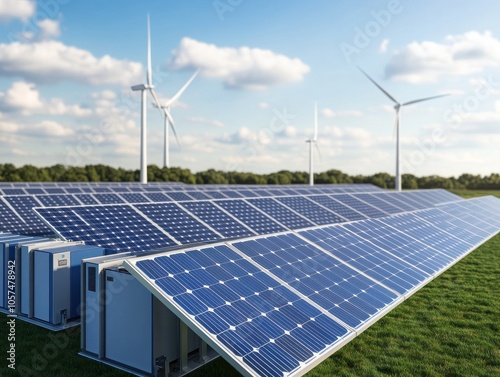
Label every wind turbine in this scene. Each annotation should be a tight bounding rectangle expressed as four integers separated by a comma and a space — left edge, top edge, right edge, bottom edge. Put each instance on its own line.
306, 102, 321, 186
131, 15, 164, 184
154, 69, 200, 168
358, 67, 449, 191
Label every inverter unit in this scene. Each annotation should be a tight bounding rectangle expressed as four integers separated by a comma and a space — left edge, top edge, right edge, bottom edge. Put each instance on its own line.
32, 244, 105, 328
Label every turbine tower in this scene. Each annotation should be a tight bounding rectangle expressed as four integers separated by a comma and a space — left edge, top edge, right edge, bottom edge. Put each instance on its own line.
358, 67, 449, 191
131, 15, 163, 184
154, 70, 199, 168
306, 102, 321, 186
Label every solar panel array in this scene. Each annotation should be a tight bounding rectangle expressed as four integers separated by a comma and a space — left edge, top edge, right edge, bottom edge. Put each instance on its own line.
0, 184, 386, 236
124, 195, 500, 377
33, 190, 462, 252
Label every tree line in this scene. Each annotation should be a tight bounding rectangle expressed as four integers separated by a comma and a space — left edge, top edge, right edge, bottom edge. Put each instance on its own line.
0, 164, 499, 190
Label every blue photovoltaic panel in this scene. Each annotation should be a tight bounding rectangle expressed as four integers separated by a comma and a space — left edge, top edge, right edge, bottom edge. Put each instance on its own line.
247, 198, 314, 230
353, 193, 404, 215
343, 218, 454, 276
299, 225, 429, 295
127, 245, 351, 377
144, 192, 171, 202
93, 193, 125, 204
2, 196, 51, 234
378, 213, 473, 260
119, 193, 150, 203
74, 194, 99, 205
399, 191, 435, 208
165, 192, 195, 202
180, 201, 255, 239
423, 189, 462, 204
233, 233, 399, 329
437, 201, 500, 235
219, 190, 244, 198
373, 193, 417, 212
185, 191, 211, 200
233, 190, 258, 198
216, 200, 286, 235
330, 194, 388, 218
279, 188, 301, 196
2, 189, 26, 195
275, 196, 346, 225
36, 194, 80, 207
204, 191, 228, 199
44, 188, 65, 194
25, 188, 46, 195
92, 187, 113, 193
0, 200, 28, 234
413, 207, 492, 246
64, 187, 84, 194
265, 188, 287, 197
308, 195, 367, 222
251, 189, 273, 197
34, 205, 176, 251
135, 203, 220, 244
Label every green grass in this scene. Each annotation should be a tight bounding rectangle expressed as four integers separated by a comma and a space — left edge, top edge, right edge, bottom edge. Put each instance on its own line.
1, 191, 499, 377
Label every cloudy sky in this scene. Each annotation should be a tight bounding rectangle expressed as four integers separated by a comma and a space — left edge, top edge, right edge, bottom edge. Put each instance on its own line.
0, 0, 499, 177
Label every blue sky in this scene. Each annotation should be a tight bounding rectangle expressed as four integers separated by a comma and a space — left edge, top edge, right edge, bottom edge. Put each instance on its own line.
0, 0, 499, 177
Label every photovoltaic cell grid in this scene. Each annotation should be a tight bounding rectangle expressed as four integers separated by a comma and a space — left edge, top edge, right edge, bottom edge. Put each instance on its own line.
126, 245, 352, 377
275, 196, 346, 225
124, 195, 499, 377
27, 190, 468, 252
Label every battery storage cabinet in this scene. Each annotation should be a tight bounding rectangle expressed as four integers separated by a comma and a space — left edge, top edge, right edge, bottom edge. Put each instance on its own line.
81, 254, 218, 377
32, 243, 105, 328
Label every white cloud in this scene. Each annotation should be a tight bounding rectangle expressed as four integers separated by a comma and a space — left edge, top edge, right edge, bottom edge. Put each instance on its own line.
0, 81, 92, 116
38, 19, 61, 40
385, 31, 500, 83
0, 121, 19, 133
379, 39, 389, 53
258, 102, 270, 109
321, 107, 363, 118
28, 120, 74, 137
169, 37, 310, 90
0, 0, 34, 22
188, 116, 224, 128
0, 41, 143, 86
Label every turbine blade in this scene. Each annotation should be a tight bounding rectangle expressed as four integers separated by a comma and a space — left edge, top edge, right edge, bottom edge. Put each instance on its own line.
147, 14, 152, 86
166, 69, 200, 107
314, 142, 323, 162
358, 66, 399, 104
149, 88, 164, 119
164, 107, 181, 146
402, 93, 450, 106
313, 101, 318, 141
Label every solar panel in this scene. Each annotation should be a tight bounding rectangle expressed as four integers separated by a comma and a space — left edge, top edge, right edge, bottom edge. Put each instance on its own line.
36, 194, 81, 207
247, 198, 315, 230
34, 205, 177, 251
330, 194, 388, 218
119, 193, 150, 203
125, 244, 353, 377
308, 195, 367, 221
24, 188, 46, 195
165, 192, 195, 201
185, 191, 212, 200
372, 192, 417, 212
93, 193, 126, 204
343, 218, 454, 276
299, 225, 430, 295
203, 191, 228, 199
353, 193, 404, 214
143, 192, 171, 202
135, 203, 221, 244
232, 234, 399, 329
219, 190, 244, 198
275, 196, 347, 225
2, 188, 27, 195
74, 194, 99, 205
2, 196, 51, 234
44, 187, 66, 194
180, 201, 255, 239
216, 200, 287, 235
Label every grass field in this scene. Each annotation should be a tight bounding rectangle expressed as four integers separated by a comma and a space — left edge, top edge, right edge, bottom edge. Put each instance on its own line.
1, 190, 499, 377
